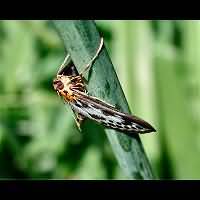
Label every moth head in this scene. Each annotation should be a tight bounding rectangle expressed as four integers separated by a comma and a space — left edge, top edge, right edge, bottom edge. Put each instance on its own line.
53, 79, 64, 91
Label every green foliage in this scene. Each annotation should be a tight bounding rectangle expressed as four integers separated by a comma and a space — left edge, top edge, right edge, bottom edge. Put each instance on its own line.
53, 20, 154, 179
0, 20, 200, 179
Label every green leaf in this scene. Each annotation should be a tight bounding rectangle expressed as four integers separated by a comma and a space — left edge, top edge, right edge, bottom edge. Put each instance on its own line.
52, 20, 155, 179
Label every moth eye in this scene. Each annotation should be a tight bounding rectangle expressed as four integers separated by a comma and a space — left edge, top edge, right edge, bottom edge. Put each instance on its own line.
53, 80, 64, 90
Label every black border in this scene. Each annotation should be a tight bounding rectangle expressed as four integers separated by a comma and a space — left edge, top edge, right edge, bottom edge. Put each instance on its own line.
0, 180, 199, 196
1, 1, 199, 19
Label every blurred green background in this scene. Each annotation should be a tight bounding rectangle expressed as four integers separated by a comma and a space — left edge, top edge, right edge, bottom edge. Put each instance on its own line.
0, 20, 199, 179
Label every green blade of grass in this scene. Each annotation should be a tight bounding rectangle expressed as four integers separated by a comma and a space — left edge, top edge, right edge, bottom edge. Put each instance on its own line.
52, 20, 155, 179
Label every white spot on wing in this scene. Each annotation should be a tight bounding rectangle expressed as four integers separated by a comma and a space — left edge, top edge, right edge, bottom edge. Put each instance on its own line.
84, 105, 124, 124
126, 125, 132, 129
131, 123, 138, 129
70, 103, 91, 118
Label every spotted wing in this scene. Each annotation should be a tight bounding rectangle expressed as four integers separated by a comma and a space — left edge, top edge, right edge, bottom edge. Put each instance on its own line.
70, 91, 156, 134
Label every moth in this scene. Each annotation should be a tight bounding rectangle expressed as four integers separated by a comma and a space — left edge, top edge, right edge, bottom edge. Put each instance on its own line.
53, 38, 156, 137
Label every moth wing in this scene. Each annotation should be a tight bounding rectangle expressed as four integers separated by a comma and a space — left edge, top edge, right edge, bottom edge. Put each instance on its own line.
71, 90, 156, 134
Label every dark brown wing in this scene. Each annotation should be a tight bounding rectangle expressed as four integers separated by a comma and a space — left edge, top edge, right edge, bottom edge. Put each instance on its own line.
70, 90, 156, 134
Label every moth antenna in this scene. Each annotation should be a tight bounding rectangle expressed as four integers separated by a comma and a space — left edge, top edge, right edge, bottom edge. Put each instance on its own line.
57, 54, 70, 75
80, 37, 104, 76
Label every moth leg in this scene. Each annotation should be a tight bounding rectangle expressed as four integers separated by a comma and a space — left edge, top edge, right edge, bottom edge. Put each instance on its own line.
70, 106, 85, 131
80, 37, 104, 76
57, 54, 71, 75
74, 114, 85, 132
